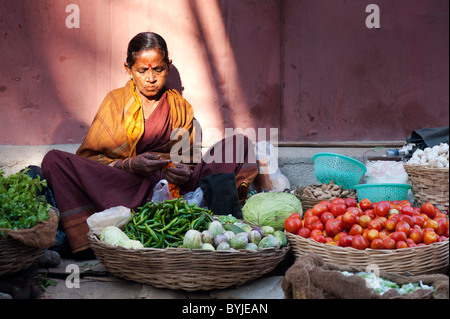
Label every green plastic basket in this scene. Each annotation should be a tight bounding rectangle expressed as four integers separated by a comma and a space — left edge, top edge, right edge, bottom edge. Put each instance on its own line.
312, 152, 367, 189
354, 183, 411, 203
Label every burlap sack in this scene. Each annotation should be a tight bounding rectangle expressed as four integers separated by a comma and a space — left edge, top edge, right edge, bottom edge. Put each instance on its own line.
0, 208, 59, 249
282, 252, 449, 299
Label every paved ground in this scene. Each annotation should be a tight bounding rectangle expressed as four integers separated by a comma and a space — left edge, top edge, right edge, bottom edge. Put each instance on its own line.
36, 257, 291, 299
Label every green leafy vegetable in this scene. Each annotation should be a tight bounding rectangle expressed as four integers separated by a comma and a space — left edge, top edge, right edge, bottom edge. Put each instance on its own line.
341, 271, 434, 295
0, 168, 51, 234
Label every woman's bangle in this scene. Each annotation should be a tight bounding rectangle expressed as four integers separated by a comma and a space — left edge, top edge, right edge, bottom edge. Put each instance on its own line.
121, 158, 128, 171
128, 158, 134, 174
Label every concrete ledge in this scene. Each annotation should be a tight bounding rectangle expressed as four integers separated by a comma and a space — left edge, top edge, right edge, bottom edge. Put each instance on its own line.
0, 144, 377, 188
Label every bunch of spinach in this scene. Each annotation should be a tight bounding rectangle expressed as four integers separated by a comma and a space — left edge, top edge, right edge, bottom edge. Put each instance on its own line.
0, 168, 51, 234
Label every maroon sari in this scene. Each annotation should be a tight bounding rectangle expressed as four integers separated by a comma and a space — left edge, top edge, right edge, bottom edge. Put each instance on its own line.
42, 92, 257, 253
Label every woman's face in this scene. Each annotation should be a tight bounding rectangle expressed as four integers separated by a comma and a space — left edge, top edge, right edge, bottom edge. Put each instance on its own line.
126, 49, 169, 100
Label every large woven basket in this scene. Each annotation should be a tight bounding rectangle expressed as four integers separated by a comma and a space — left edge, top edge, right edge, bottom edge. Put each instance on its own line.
285, 232, 448, 275
88, 231, 289, 291
0, 237, 45, 276
403, 164, 449, 209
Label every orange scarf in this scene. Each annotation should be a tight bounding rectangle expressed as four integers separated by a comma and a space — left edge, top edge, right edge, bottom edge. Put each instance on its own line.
76, 80, 194, 164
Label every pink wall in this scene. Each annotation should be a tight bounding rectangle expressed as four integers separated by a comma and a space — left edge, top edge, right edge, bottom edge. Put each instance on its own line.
0, 0, 448, 146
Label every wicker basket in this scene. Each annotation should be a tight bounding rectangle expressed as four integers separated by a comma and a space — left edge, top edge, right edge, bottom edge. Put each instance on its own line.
0, 237, 45, 276
88, 231, 289, 291
285, 231, 449, 275
293, 185, 357, 211
403, 164, 449, 209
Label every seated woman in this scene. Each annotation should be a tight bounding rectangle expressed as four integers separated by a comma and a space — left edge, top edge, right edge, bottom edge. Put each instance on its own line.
41, 32, 258, 254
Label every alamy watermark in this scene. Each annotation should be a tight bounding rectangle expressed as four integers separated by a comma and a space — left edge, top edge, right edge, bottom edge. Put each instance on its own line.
65, 3, 381, 30
65, 264, 80, 288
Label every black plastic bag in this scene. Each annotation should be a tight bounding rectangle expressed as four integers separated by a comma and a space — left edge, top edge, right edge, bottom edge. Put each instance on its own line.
199, 173, 239, 216
406, 126, 449, 150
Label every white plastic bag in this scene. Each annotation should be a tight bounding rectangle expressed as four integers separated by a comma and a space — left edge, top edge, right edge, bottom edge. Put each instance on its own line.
86, 206, 132, 236
254, 140, 290, 192
183, 187, 206, 207
151, 179, 173, 202
364, 161, 408, 184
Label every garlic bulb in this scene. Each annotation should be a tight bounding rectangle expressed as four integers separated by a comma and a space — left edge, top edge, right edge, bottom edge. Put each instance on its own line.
407, 143, 449, 168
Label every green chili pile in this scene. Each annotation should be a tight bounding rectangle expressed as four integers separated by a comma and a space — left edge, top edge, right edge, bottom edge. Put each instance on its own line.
124, 199, 214, 248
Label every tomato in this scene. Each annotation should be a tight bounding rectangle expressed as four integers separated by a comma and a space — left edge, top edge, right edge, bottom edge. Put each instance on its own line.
311, 230, 325, 243
400, 206, 415, 216
349, 224, 363, 236
365, 209, 376, 219
436, 218, 448, 236
368, 219, 382, 232
325, 219, 344, 238
421, 203, 437, 219
338, 234, 353, 247
344, 197, 357, 208
398, 200, 412, 207
399, 214, 414, 227
324, 237, 334, 243
304, 216, 319, 230
366, 229, 379, 242
383, 237, 396, 249
395, 221, 411, 236
319, 200, 332, 211
412, 215, 426, 228
375, 216, 387, 228
424, 219, 439, 232
423, 230, 438, 244
347, 207, 363, 216
288, 212, 301, 219
284, 215, 302, 234
388, 208, 400, 217
385, 219, 397, 232
374, 201, 390, 217
330, 198, 345, 206
330, 204, 347, 217
352, 235, 369, 250
370, 238, 384, 249
406, 238, 417, 248
312, 221, 324, 231
320, 211, 334, 225
438, 236, 448, 242
342, 212, 358, 229
359, 198, 373, 211
409, 228, 423, 244
312, 203, 329, 217
297, 227, 311, 238
362, 228, 370, 240
304, 209, 314, 219
310, 229, 323, 238
358, 215, 372, 228
326, 241, 338, 246
334, 231, 347, 242
396, 241, 408, 249
379, 229, 391, 239
390, 231, 407, 242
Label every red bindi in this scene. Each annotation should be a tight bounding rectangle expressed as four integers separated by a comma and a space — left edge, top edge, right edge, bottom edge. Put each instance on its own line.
148, 63, 152, 68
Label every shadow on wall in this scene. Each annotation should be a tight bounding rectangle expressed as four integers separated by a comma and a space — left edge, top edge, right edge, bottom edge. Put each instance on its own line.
166, 64, 184, 95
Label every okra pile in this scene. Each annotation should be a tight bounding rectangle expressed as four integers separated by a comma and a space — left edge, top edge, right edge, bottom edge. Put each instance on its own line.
123, 199, 214, 248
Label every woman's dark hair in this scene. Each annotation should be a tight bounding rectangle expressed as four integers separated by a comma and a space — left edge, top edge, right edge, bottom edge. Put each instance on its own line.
126, 32, 170, 68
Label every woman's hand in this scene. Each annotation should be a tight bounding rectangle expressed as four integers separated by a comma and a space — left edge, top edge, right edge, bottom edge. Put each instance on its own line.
164, 162, 192, 186
128, 152, 170, 177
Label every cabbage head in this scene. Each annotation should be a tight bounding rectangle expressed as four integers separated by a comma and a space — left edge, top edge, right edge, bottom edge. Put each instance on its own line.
242, 192, 302, 230
100, 226, 130, 246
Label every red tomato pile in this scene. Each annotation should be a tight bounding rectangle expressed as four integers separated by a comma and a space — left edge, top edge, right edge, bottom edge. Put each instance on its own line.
285, 198, 449, 250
